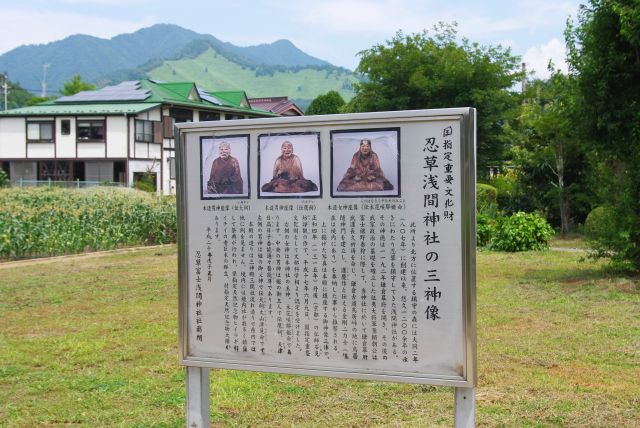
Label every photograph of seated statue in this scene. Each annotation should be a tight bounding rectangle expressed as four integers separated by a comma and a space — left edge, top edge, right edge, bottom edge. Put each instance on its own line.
337, 139, 394, 192
200, 135, 250, 199
331, 128, 400, 197
259, 133, 321, 198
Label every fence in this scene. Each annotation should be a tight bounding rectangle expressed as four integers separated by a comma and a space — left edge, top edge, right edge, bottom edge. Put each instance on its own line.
9, 179, 126, 189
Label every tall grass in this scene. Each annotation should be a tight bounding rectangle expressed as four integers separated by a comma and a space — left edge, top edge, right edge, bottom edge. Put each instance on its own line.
0, 187, 176, 258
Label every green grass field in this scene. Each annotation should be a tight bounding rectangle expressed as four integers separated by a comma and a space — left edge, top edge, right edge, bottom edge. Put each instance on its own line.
147, 48, 357, 104
1, 246, 638, 427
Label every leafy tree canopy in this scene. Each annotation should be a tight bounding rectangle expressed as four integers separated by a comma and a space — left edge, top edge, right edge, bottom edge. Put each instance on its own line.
305, 90, 346, 115
566, 0, 640, 271
346, 23, 523, 171
509, 69, 589, 234
61, 75, 95, 96
0, 79, 36, 110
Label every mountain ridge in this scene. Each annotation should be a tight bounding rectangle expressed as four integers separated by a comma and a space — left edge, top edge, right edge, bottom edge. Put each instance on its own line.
0, 24, 344, 95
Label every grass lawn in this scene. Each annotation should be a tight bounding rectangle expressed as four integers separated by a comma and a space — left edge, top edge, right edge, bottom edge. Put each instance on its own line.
1, 246, 638, 427
550, 234, 590, 250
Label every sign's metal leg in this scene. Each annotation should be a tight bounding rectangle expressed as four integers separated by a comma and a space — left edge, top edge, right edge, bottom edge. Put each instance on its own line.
186, 366, 210, 428
454, 387, 475, 428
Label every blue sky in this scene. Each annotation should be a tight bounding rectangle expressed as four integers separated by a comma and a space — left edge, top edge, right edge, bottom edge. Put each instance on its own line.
0, 0, 583, 78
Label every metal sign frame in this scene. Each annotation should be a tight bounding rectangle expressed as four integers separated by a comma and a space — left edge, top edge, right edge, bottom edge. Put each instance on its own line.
176, 108, 476, 389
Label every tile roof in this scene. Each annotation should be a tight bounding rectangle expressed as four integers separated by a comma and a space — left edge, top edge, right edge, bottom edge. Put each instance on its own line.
248, 97, 304, 116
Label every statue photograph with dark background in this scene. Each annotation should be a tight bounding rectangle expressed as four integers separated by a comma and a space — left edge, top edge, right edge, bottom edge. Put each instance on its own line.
331, 129, 400, 197
201, 137, 249, 199
259, 134, 321, 198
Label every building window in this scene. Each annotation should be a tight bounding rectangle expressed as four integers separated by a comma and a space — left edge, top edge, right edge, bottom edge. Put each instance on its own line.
77, 120, 105, 142
135, 120, 153, 142
27, 121, 54, 143
199, 111, 220, 122
169, 107, 193, 123
225, 114, 244, 120
61, 120, 71, 135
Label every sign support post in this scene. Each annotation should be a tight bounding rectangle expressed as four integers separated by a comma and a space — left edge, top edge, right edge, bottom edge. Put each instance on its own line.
454, 386, 476, 427
186, 366, 210, 428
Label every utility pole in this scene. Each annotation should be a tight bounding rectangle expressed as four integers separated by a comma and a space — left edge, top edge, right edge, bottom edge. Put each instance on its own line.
41, 63, 50, 98
2, 72, 8, 111
521, 62, 527, 94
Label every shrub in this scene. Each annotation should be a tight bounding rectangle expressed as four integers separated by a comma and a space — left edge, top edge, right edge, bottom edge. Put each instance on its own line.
584, 206, 615, 240
584, 205, 636, 272
0, 187, 176, 259
476, 213, 495, 247
134, 171, 157, 193
490, 170, 537, 215
0, 169, 8, 187
490, 171, 518, 209
477, 183, 498, 216
491, 212, 554, 252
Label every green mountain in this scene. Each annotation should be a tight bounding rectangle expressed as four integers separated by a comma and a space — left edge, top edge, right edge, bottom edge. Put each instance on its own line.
146, 46, 356, 109
0, 24, 205, 93
0, 24, 357, 107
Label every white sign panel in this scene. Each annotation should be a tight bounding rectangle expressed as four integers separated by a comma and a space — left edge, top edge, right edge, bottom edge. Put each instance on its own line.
177, 109, 476, 387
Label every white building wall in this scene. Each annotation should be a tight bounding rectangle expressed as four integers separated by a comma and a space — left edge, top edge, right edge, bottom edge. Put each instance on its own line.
133, 142, 149, 158
77, 143, 106, 158
106, 116, 127, 158
0, 118, 26, 158
27, 143, 55, 158
56, 117, 76, 158
162, 149, 177, 195
137, 107, 161, 122
149, 144, 161, 159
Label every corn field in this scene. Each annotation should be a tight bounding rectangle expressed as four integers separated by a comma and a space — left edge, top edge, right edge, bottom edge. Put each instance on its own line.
0, 187, 176, 258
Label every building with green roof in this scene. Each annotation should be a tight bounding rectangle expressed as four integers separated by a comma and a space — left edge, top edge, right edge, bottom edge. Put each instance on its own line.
0, 80, 276, 194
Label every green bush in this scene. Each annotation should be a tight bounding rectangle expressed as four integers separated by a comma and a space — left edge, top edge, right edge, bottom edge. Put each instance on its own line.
0, 187, 176, 259
477, 213, 495, 247
584, 206, 615, 240
0, 169, 8, 187
491, 212, 554, 252
583, 205, 636, 271
477, 183, 498, 216
490, 171, 517, 209
134, 172, 157, 193
490, 170, 537, 215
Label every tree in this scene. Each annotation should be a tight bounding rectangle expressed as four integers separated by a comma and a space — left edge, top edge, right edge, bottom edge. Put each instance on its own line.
0, 79, 36, 110
61, 75, 95, 96
510, 70, 588, 237
305, 90, 345, 115
346, 23, 523, 171
566, 0, 640, 271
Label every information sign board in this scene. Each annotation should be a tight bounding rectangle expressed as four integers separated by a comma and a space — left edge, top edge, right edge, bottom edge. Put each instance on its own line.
177, 109, 476, 387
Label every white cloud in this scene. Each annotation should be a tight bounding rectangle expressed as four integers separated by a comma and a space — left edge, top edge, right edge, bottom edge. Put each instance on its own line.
523, 38, 568, 79
58, 0, 149, 4
0, 9, 155, 54
292, 0, 427, 35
